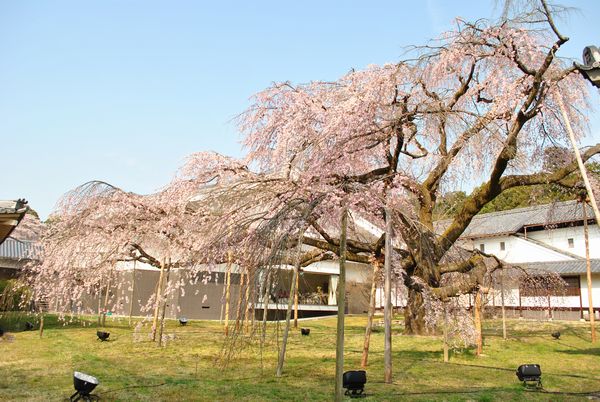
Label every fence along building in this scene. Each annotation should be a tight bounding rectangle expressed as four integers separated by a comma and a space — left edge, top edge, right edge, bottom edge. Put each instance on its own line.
436, 200, 600, 321
79, 214, 378, 321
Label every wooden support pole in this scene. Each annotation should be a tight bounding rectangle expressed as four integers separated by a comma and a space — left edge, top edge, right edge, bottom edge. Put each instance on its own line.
474, 290, 483, 356
443, 304, 449, 363
276, 242, 301, 377
244, 269, 252, 334
152, 257, 166, 342
235, 267, 246, 332
293, 267, 299, 329
128, 260, 137, 326
224, 251, 232, 336
101, 275, 111, 328
383, 206, 393, 384
583, 202, 597, 343
334, 207, 348, 402
39, 311, 44, 339
261, 270, 271, 348
361, 260, 380, 368
158, 259, 171, 347
500, 271, 507, 340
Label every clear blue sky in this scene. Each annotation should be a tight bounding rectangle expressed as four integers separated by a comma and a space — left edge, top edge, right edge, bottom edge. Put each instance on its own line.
1, 1, 599, 219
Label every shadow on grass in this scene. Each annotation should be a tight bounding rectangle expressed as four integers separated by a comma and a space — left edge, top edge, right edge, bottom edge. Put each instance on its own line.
557, 347, 600, 355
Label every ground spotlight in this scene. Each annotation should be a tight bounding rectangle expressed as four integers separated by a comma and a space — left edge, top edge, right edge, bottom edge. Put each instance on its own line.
25, 321, 34, 331
96, 331, 110, 341
70, 371, 99, 401
179, 317, 188, 326
343, 370, 367, 397
301, 328, 310, 336
516, 364, 542, 389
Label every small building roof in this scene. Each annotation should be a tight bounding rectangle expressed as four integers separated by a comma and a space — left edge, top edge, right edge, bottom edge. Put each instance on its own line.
436, 200, 593, 239
0, 237, 41, 261
0, 199, 28, 245
520, 259, 600, 275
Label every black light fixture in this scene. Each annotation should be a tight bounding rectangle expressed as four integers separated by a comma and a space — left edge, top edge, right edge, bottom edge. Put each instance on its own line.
179, 317, 188, 326
70, 371, 99, 401
96, 331, 110, 341
551, 331, 560, 340
24, 321, 34, 331
343, 370, 367, 397
516, 364, 542, 389
301, 328, 310, 336
575, 46, 600, 88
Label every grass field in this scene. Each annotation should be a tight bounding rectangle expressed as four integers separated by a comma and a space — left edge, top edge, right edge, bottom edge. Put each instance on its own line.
0, 312, 599, 401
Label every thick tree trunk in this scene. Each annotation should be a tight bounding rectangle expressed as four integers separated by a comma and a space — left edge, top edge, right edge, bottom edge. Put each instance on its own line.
404, 289, 428, 335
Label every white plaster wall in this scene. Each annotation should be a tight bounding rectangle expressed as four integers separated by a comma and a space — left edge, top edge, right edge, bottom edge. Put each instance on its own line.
580, 273, 600, 308
470, 235, 574, 263
527, 225, 600, 259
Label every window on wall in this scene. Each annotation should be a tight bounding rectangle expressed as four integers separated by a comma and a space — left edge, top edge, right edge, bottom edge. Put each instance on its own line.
479, 243, 485, 252
568, 238, 574, 248
500, 241, 505, 251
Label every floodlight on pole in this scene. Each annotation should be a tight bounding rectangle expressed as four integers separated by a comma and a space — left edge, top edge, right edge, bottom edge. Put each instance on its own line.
575, 46, 600, 88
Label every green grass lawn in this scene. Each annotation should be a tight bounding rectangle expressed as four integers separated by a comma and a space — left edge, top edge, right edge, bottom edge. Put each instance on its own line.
0, 312, 599, 401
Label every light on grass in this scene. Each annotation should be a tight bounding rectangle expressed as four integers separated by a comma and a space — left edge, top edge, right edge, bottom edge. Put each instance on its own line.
342, 370, 367, 398
96, 331, 110, 341
179, 317, 188, 326
70, 371, 99, 401
516, 364, 542, 390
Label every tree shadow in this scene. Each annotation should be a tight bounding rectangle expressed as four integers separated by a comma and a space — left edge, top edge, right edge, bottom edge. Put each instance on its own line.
557, 347, 600, 356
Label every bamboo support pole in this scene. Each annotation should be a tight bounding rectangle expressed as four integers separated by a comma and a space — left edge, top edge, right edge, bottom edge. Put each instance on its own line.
583, 202, 597, 343
383, 206, 393, 384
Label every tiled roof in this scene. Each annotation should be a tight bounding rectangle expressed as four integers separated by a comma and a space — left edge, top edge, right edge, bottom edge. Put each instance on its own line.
0, 238, 41, 261
436, 200, 593, 238
520, 259, 600, 275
